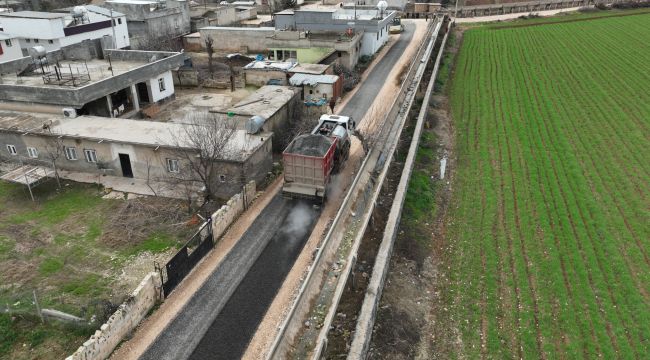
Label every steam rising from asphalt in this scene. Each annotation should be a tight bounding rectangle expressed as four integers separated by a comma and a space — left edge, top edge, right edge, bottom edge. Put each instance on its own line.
280, 202, 318, 244
327, 174, 343, 201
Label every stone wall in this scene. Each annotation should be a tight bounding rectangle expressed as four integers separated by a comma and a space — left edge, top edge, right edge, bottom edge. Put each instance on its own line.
66, 272, 161, 360
212, 180, 257, 240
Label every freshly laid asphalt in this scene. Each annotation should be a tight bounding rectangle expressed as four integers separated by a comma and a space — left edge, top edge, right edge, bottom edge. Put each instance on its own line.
140, 196, 294, 360
139, 22, 419, 360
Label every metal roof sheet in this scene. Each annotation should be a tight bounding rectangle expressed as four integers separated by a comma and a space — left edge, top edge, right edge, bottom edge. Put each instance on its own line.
289, 73, 339, 86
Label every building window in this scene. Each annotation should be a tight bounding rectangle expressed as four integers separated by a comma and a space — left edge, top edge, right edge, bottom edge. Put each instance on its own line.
64, 147, 77, 160
309, 89, 313, 94
6, 144, 17, 155
48, 40, 53, 44
166, 158, 179, 173
118, 18, 122, 24
84, 149, 97, 163
112, 19, 116, 26
219, 175, 226, 182
34, 39, 39, 43
26, 39, 31, 43
27, 147, 38, 158
158, 78, 166, 92
4, 39, 11, 47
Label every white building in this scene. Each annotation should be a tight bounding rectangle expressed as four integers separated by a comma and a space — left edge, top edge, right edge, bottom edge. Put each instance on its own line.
0, 6, 129, 58
0, 32, 22, 62
274, 8, 395, 56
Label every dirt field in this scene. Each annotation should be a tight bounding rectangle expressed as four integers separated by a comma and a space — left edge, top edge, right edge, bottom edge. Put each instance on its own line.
0, 179, 193, 360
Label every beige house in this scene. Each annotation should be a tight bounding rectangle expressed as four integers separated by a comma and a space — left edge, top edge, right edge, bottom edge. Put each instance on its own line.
0, 112, 272, 199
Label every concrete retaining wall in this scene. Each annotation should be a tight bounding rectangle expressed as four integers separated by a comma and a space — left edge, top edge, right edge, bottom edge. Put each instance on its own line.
198, 27, 275, 53
211, 180, 257, 240
348, 19, 452, 360
66, 272, 162, 360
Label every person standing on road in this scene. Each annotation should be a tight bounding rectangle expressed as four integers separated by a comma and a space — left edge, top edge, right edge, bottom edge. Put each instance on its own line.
329, 98, 336, 114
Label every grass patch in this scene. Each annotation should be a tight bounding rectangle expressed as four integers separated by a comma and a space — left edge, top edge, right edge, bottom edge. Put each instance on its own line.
0, 314, 18, 356
397, 127, 439, 264
121, 232, 177, 257
61, 274, 105, 297
39, 258, 64, 275
9, 186, 104, 226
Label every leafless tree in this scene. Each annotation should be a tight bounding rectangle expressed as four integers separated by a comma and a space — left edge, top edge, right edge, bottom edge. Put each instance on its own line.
168, 112, 237, 204
42, 132, 64, 189
131, 31, 182, 52
204, 36, 215, 79
276, 100, 320, 151
143, 157, 159, 197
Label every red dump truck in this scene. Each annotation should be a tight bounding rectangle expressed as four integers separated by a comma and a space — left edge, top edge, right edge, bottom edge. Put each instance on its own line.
282, 114, 356, 203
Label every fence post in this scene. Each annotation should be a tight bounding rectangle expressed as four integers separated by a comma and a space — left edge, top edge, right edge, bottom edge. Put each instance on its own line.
33, 290, 44, 323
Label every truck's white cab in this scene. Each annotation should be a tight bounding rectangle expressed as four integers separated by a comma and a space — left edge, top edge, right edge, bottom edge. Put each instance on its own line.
313, 114, 356, 136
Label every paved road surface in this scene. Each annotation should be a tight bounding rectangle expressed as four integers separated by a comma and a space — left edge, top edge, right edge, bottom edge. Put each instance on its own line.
140, 22, 419, 360
342, 22, 415, 123
140, 196, 294, 360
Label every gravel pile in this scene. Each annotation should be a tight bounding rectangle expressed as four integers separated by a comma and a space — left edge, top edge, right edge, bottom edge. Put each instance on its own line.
285, 134, 334, 157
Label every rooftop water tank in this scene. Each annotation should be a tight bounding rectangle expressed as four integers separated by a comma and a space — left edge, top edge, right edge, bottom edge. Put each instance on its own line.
28, 46, 46, 59
245, 115, 265, 134
72, 5, 87, 17
377, 1, 388, 15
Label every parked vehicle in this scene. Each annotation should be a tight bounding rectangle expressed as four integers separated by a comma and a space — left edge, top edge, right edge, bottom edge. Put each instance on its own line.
282, 114, 356, 203
389, 17, 404, 34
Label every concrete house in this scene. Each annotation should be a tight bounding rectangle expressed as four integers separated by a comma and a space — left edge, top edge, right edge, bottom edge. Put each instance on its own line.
243, 60, 332, 87
0, 32, 22, 62
196, 26, 363, 69
0, 113, 273, 199
211, 85, 300, 150
0, 46, 186, 118
289, 73, 342, 102
274, 8, 395, 56
189, 4, 257, 31
0, 7, 130, 56
104, 0, 190, 41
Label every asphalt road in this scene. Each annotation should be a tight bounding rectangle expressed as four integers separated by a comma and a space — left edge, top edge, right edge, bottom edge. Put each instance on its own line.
188, 201, 319, 359
342, 22, 416, 123
139, 23, 419, 360
140, 196, 294, 360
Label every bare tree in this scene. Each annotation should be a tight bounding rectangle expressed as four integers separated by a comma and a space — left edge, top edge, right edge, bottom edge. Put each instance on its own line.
169, 113, 237, 203
43, 132, 64, 189
131, 31, 182, 52
204, 36, 215, 80
279, 102, 317, 149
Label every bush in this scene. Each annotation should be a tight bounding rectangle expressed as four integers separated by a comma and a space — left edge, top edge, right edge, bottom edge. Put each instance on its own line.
333, 63, 360, 92
612, 1, 650, 9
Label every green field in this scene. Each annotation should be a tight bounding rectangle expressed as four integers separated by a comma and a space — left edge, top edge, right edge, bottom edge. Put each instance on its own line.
444, 12, 650, 358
